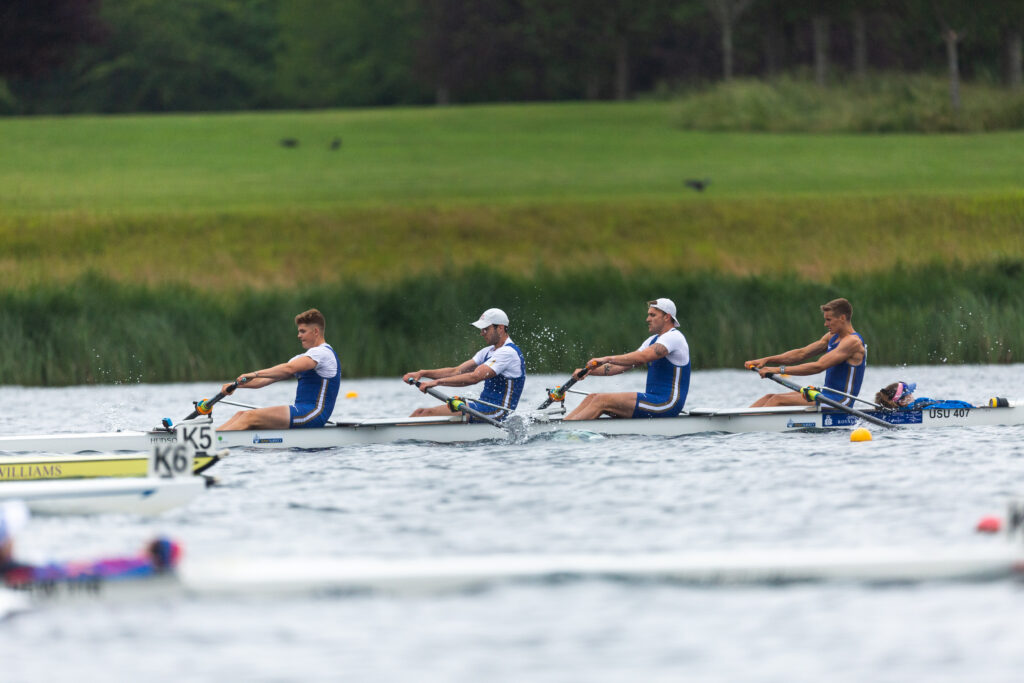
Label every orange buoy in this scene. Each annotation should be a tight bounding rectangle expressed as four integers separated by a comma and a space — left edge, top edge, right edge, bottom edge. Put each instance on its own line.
976, 516, 1002, 534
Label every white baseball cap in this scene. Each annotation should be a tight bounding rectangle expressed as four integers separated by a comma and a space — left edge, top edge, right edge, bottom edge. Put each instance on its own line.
471, 308, 510, 329
0, 500, 29, 544
648, 298, 680, 327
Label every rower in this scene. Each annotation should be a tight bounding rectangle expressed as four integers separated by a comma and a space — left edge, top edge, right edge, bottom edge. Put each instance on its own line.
564, 298, 690, 421
403, 308, 526, 421
218, 309, 341, 431
746, 297, 866, 408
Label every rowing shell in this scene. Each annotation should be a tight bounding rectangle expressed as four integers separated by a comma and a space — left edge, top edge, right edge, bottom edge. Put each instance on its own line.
12, 544, 1024, 606
0, 477, 209, 515
0, 401, 1019, 452
0, 452, 220, 481
181, 545, 1024, 593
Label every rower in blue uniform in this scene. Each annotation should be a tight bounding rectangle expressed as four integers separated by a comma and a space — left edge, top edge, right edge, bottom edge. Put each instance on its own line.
218, 308, 341, 430
403, 308, 526, 421
746, 297, 867, 407
564, 298, 690, 420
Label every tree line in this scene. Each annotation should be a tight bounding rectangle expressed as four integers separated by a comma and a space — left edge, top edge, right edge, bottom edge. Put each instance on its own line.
2, 0, 1022, 114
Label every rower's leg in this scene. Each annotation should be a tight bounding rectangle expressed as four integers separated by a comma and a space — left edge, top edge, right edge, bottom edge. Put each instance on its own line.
750, 391, 815, 408
565, 392, 637, 420
217, 406, 291, 431
410, 405, 458, 418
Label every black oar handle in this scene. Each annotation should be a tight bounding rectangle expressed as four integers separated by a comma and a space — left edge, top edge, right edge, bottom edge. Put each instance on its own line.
755, 368, 895, 430
538, 360, 599, 410
405, 378, 506, 429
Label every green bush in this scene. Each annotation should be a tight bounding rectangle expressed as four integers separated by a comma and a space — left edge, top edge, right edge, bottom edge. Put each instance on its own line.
676, 74, 1024, 133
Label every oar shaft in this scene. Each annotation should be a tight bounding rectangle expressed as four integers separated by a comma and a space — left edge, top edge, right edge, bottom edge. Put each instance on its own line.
766, 373, 895, 429
182, 378, 246, 421
805, 384, 880, 409
538, 361, 598, 409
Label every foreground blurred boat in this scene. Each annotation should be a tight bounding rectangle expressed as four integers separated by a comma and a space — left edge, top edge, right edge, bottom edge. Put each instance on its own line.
0, 477, 210, 516
0, 400, 1020, 452
9, 543, 1024, 609
0, 452, 222, 481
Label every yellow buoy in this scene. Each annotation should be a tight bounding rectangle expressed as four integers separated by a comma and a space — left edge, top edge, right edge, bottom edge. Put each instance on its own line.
850, 427, 872, 442
345, 391, 358, 399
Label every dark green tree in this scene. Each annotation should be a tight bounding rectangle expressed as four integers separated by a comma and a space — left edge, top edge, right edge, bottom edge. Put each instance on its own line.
0, 0, 106, 78
275, 0, 425, 107
71, 0, 277, 111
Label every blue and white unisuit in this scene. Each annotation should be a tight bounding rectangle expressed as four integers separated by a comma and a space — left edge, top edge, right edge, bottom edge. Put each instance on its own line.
289, 344, 340, 428
467, 340, 525, 421
633, 328, 690, 418
821, 332, 866, 406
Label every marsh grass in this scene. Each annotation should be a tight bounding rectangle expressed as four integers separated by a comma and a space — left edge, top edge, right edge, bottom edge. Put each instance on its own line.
2, 263, 1021, 385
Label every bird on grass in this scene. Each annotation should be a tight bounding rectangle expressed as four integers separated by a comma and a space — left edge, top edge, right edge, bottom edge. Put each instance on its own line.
684, 178, 711, 192
279, 138, 299, 148
329, 137, 342, 150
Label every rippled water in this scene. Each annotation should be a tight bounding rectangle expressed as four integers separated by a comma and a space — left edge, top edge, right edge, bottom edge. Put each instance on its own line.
2, 365, 1024, 682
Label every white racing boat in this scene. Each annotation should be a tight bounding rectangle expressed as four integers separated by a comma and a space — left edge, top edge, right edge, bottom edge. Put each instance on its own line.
180, 543, 1024, 594
0, 477, 209, 516
11, 506, 1024, 605
11, 542, 1024, 606
0, 400, 1020, 453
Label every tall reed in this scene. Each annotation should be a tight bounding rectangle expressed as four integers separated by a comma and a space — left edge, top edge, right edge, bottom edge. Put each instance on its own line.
1, 263, 1021, 386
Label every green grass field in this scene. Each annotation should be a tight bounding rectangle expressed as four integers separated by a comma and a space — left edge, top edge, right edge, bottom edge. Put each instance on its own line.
1, 102, 1022, 289
3, 102, 1024, 214
2, 101, 1022, 382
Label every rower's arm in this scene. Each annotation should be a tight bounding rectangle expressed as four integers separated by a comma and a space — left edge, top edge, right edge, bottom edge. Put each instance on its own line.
235, 356, 317, 388
403, 360, 477, 383
785, 335, 862, 376
588, 343, 667, 376
432, 364, 497, 388
747, 335, 829, 369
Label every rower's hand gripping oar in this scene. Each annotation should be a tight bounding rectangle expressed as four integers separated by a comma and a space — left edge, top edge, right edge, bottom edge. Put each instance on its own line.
537, 360, 599, 410
405, 378, 507, 430
748, 366, 896, 430
180, 377, 251, 422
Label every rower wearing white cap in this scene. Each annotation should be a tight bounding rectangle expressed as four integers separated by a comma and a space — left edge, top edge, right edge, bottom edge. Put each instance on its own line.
403, 308, 526, 420
565, 298, 690, 421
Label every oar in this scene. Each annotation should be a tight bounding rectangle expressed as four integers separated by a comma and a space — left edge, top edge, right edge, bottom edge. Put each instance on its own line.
181, 378, 250, 421
752, 368, 895, 430
405, 378, 506, 429
537, 360, 599, 410
800, 384, 880, 410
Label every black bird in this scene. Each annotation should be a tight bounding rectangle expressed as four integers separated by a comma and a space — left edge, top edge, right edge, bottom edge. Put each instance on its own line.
684, 178, 711, 192
329, 137, 342, 150
279, 138, 299, 148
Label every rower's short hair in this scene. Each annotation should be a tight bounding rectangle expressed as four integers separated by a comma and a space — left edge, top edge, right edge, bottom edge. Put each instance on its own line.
820, 298, 852, 320
295, 308, 326, 330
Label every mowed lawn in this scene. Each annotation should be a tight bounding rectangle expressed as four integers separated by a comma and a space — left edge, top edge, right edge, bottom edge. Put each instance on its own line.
3, 101, 1024, 212
0, 101, 1022, 289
